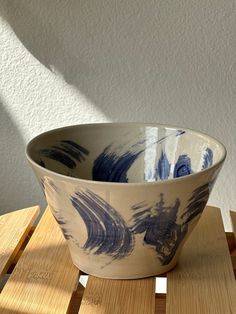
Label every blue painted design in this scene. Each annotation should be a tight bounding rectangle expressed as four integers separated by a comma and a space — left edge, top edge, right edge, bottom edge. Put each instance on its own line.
40, 148, 76, 168
56, 140, 89, 162
174, 154, 192, 178
57, 180, 211, 265
202, 148, 213, 170
181, 182, 210, 224
130, 180, 211, 265
40, 178, 46, 195
51, 213, 73, 240
93, 130, 185, 182
44, 178, 59, 193
93, 145, 142, 182
40, 178, 60, 202
40, 180, 74, 240
71, 190, 134, 259
38, 159, 45, 168
156, 151, 171, 180
39, 140, 89, 169
131, 194, 187, 265
176, 130, 185, 136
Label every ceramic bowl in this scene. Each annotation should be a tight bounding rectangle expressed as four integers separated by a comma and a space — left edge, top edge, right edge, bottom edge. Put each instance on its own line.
26, 123, 226, 279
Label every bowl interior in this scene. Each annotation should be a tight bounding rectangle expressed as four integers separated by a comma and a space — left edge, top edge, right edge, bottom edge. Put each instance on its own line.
27, 124, 225, 183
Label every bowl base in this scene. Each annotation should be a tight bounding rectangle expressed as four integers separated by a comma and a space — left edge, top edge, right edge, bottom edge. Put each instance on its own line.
72, 260, 178, 280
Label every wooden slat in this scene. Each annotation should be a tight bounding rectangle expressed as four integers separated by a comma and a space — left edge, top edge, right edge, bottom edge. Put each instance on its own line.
0, 207, 80, 314
230, 211, 236, 276
79, 276, 155, 314
230, 211, 236, 239
166, 206, 236, 314
0, 206, 39, 279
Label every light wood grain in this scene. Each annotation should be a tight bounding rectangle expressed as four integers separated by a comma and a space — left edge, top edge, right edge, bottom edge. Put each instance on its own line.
0, 207, 80, 314
0, 206, 39, 279
79, 276, 155, 314
166, 206, 236, 314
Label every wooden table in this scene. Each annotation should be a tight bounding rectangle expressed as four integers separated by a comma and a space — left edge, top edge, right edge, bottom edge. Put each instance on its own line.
0, 205, 235, 313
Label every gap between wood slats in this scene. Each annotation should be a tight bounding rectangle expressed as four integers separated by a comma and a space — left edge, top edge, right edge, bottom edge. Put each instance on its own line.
230, 211, 236, 238
7, 226, 36, 274
0, 226, 37, 292
230, 211, 236, 277
0, 206, 40, 281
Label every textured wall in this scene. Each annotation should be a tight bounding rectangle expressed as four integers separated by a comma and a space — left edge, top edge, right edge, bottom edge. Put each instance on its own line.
0, 1, 235, 230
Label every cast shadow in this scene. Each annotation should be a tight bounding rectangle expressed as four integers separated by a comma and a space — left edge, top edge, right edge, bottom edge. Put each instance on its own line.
0, 0, 165, 122
0, 101, 46, 215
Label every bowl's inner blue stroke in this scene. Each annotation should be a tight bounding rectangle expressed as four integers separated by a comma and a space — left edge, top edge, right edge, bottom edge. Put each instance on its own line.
36, 129, 213, 182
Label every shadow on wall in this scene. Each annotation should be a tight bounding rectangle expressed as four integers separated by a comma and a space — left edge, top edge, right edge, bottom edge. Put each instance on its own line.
0, 101, 45, 215
0, 0, 172, 123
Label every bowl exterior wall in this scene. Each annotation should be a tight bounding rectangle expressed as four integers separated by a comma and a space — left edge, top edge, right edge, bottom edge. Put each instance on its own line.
29, 161, 222, 279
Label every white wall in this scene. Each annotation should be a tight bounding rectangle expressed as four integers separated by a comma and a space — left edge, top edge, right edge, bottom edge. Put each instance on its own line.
0, 0, 235, 230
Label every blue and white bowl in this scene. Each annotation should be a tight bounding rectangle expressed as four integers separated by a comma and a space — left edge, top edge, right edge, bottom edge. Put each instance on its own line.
26, 123, 226, 279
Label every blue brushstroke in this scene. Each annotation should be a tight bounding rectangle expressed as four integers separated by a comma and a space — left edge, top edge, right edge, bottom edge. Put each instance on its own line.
93, 130, 185, 182
181, 182, 210, 223
156, 151, 171, 180
202, 148, 213, 170
40, 148, 77, 169
38, 159, 45, 168
176, 130, 185, 136
93, 145, 142, 182
40, 178, 46, 195
130, 180, 211, 265
71, 190, 134, 259
43, 178, 59, 194
39, 140, 89, 169
59, 140, 89, 162
131, 194, 187, 265
51, 212, 73, 240
42, 181, 74, 241
174, 154, 192, 178
52, 179, 211, 266
40, 178, 60, 201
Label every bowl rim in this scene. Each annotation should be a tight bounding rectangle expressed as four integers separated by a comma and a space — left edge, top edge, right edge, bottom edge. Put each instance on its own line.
26, 122, 227, 186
